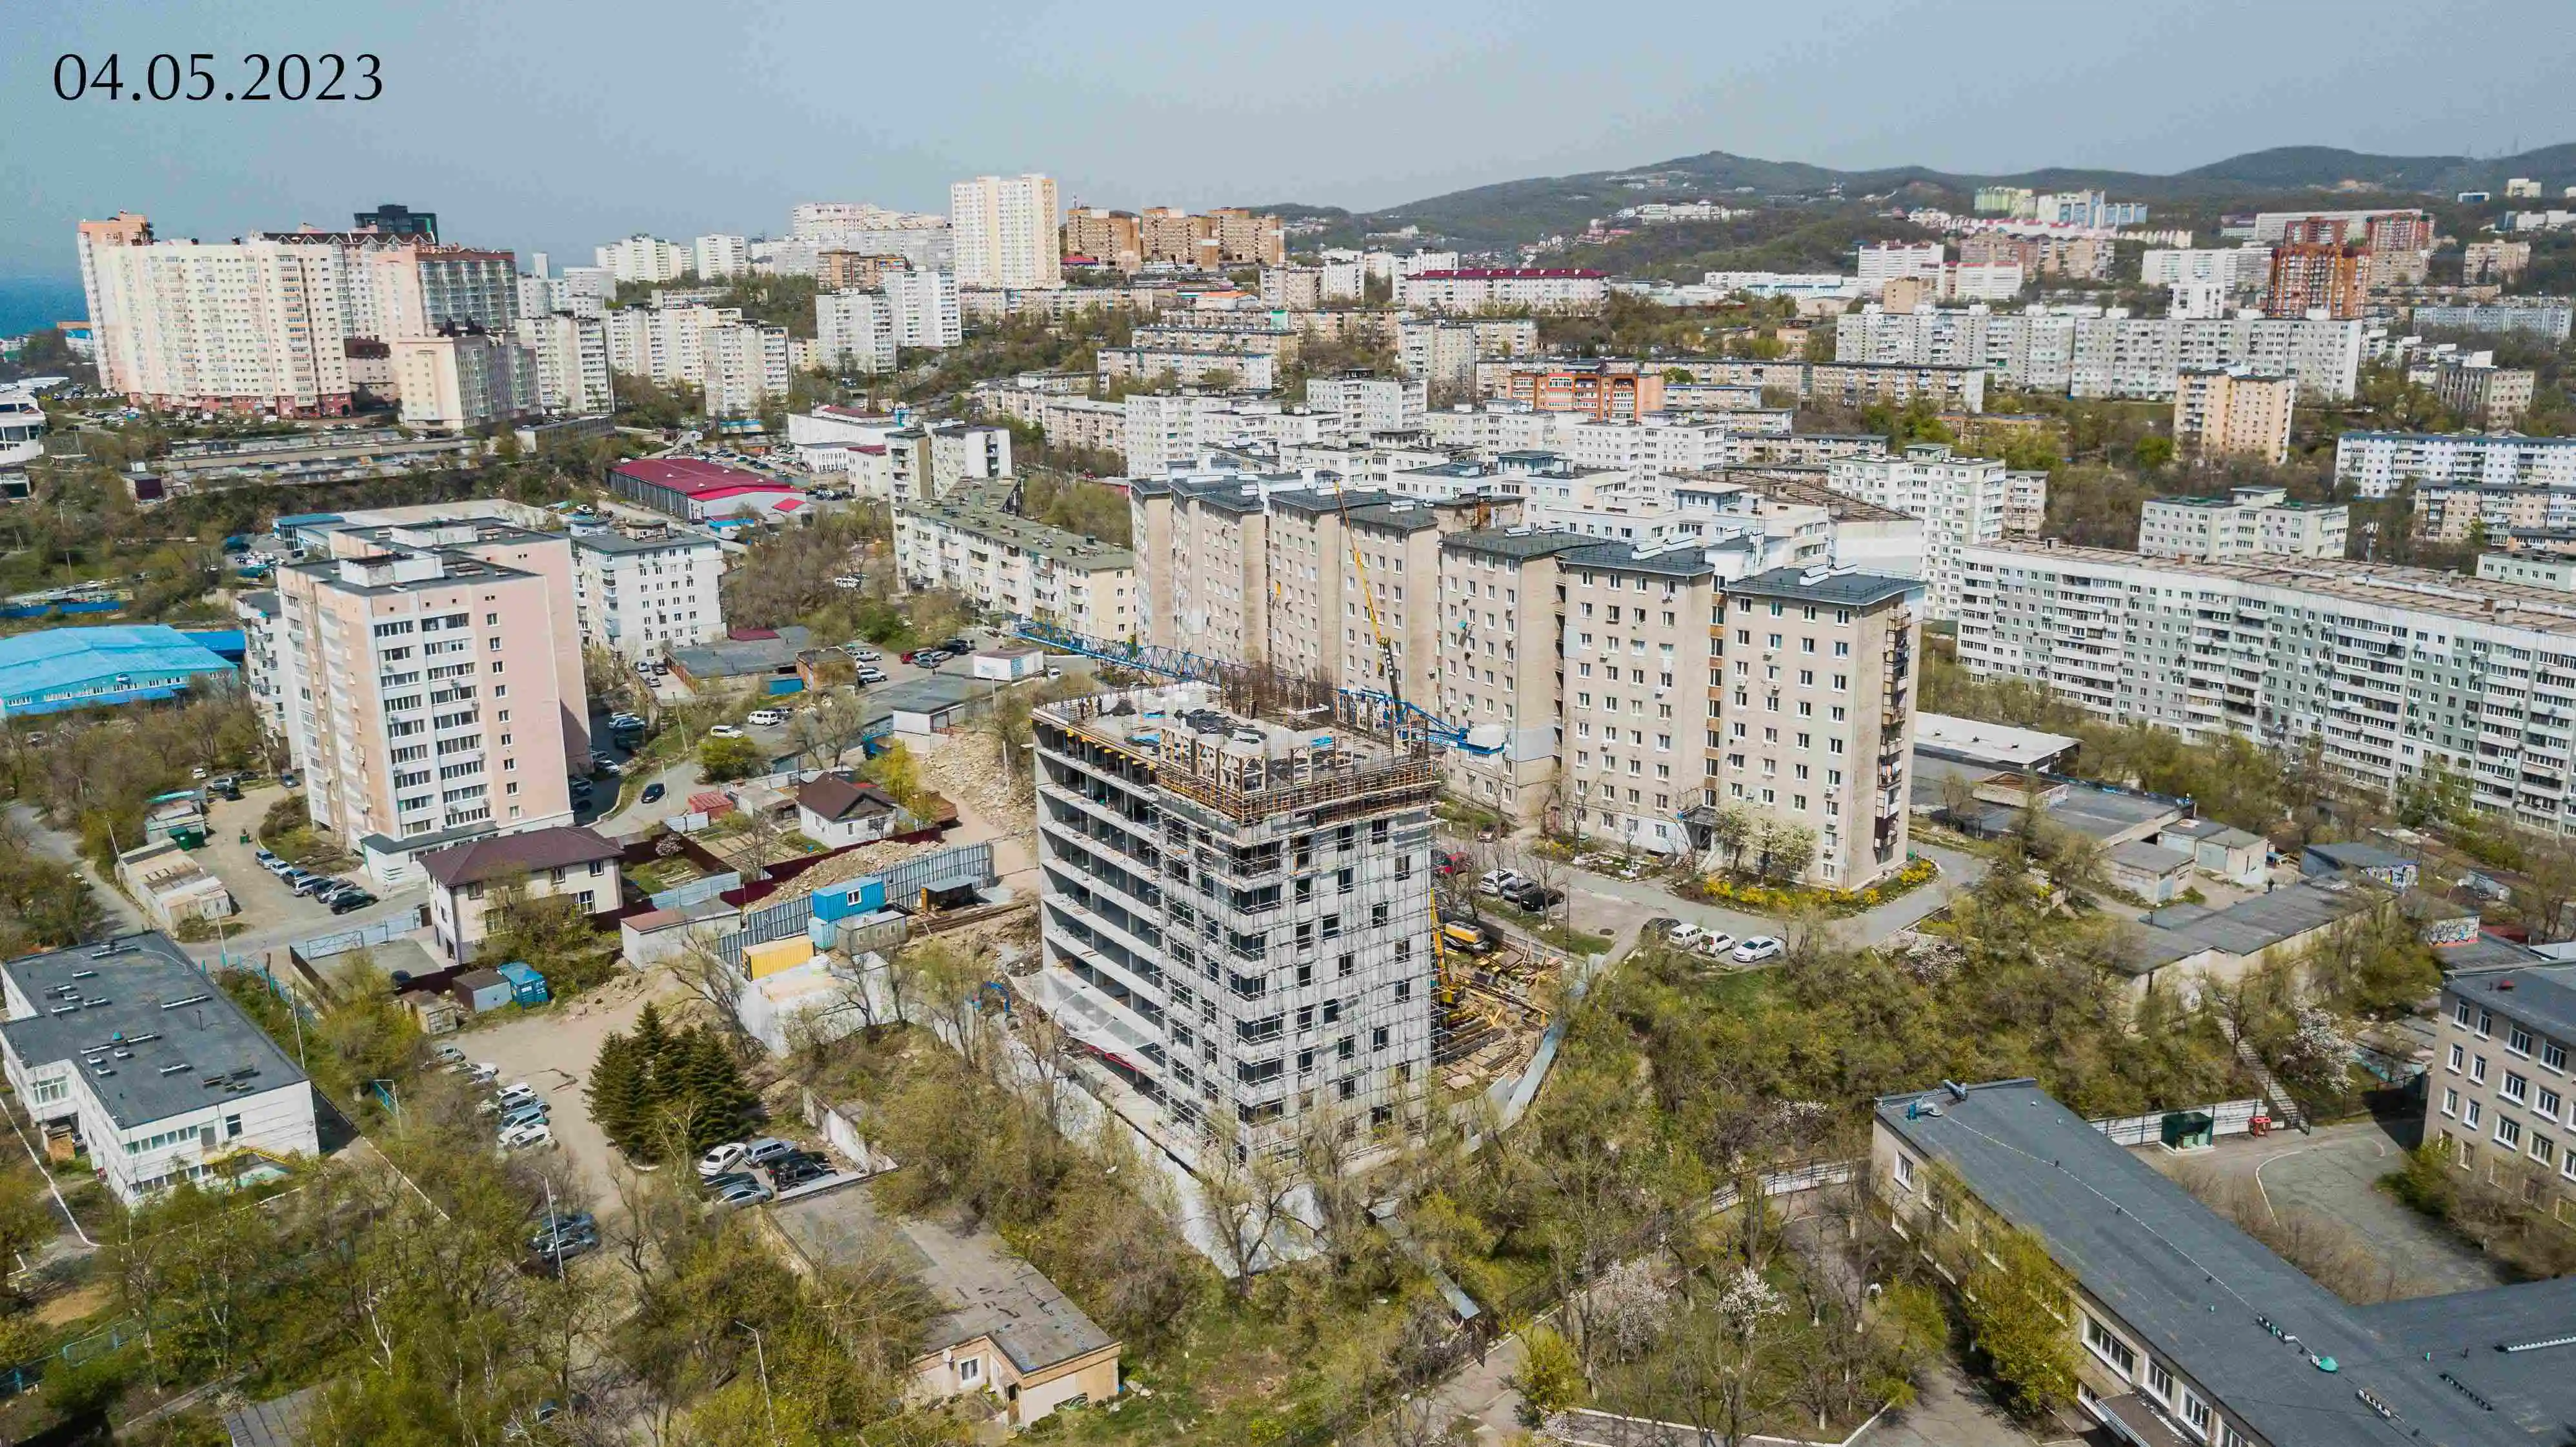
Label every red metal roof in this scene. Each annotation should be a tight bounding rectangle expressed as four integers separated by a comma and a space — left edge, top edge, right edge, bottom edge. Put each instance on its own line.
612, 457, 774, 495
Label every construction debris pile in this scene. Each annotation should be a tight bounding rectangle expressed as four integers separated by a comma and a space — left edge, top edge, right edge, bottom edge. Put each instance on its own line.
765, 834, 946, 905
1434, 944, 1558, 1093
921, 730, 1033, 837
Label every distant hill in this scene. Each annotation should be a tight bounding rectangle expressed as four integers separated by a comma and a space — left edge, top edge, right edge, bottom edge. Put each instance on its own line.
1267, 143, 2576, 252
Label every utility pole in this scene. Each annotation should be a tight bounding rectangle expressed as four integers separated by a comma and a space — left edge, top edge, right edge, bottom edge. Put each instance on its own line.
736, 1320, 780, 1447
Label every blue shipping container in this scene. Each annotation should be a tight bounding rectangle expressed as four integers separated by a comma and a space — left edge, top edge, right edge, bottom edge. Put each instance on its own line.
495, 961, 550, 1006
765, 676, 805, 696
810, 875, 888, 922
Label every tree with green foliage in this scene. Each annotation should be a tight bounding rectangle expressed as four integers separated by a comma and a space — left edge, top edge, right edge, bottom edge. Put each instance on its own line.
1949, 1212, 2078, 1416
698, 734, 762, 781
587, 1030, 655, 1153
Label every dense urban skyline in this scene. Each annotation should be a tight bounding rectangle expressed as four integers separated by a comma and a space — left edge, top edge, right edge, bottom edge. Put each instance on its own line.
8, 0, 2576, 274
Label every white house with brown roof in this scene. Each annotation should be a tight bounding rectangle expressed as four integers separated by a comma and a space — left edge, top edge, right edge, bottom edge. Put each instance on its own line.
794, 773, 908, 849
419, 825, 623, 961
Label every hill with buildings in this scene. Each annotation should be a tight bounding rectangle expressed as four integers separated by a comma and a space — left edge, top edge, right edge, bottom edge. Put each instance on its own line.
1266, 141, 2576, 252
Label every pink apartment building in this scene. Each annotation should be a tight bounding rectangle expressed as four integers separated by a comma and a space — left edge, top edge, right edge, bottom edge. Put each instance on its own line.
274, 521, 590, 889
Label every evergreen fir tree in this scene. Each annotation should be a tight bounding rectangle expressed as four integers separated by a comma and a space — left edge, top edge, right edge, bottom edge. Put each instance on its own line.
585, 1031, 654, 1157
668, 1028, 760, 1153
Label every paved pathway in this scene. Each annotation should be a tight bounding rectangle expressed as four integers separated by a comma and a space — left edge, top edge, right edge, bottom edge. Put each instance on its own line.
1556, 842, 1986, 952
2140, 1118, 2506, 1298
6, 803, 143, 937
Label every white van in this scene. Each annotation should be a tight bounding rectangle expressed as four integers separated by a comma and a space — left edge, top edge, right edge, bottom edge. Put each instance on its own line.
746, 708, 787, 727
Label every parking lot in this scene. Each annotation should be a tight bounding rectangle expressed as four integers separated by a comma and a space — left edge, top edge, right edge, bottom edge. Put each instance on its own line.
456, 973, 659, 1206
186, 785, 424, 957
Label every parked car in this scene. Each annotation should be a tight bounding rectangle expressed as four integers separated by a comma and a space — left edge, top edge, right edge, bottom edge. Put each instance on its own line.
1505, 882, 1564, 911
1434, 850, 1471, 876
328, 891, 376, 915
1731, 936, 1784, 964
708, 724, 745, 739
292, 874, 337, 897
832, 576, 862, 590
527, 1222, 597, 1261
713, 1180, 774, 1209
498, 1102, 549, 1133
914, 650, 949, 667
847, 648, 880, 663
747, 709, 787, 727
854, 667, 887, 685
742, 1137, 798, 1166
1642, 917, 1680, 940
898, 650, 918, 664
496, 1082, 540, 1109
1476, 869, 1525, 897
770, 1159, 830, 1189
1666, 922, 1709, 949
697, 1142, 750, 1179
1043, 666, 1064, 681
252, 848, 281, 868
702, 1171, 760, 1195
498, 1121, 555, 1151
938, 636, 974, 654
467, 1062, 499, 1084
432, 1043, 468, 1068
1693, 932, 1737, 958
641, 782, 667, 804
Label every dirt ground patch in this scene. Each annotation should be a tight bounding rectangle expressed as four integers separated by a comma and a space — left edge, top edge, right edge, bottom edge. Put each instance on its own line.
33, 1280, 108, 1328
920, 730, 1032, 839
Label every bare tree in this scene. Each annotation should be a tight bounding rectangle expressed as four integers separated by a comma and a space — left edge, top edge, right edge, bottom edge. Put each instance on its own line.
1198, 1115, 1301, 1299
666, 939, 750, 1044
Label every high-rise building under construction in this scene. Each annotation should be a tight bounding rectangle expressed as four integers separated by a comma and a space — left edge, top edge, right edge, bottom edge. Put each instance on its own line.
1031, 680, 1437, 1159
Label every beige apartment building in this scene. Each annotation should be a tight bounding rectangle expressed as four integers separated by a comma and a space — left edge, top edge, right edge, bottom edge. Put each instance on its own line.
1561, 546, 1720, 855
391, 329, 539, 432
2429, 963, 2576, 1225
1135, 474, 1924, 880
83, 230, 354, 416
1439, 531, 1587, 819
1702, 569, 1922, 887
274, 520, 589, 888
2172, 365, 2296, 465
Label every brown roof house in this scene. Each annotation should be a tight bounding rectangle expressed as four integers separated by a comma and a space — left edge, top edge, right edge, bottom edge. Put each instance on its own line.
771, 1183, 1120, 1429
794, 773, 912, 849
419, 825, 623, 962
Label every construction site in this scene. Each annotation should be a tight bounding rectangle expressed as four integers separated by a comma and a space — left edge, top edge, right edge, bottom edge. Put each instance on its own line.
1023, 668, 1554, 1164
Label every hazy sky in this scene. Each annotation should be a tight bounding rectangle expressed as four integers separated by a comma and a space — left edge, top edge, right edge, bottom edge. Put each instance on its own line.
6, 0, 2572, 278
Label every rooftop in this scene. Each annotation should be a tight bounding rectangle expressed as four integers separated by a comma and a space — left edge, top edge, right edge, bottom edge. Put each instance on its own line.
1442, 527, 1596, 562
772, 1182, 1115, 1375
1726, 565, 1924, 608
0, 626, 237, 704
611, 457, 784, 496
1913, 713, 2080, 770
572, 531, 719, 556
1974, 541, 2576, 638
668, 626, 814, 679
1564, 541, 1716, 579
0, 932, 310, 1131
1877, 1078, 2558, 1447
416, 825, 620, 890
2446, 960, 2576, 1047
898, 498, 1134, 571
796, 774, 898, 823
2133, 878, 2381, 971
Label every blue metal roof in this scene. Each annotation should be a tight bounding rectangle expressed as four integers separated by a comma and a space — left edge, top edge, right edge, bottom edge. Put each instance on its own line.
0, 626, 237, 713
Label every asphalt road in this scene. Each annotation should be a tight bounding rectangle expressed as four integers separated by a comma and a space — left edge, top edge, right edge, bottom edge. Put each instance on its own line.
1540, 842, 1987, 955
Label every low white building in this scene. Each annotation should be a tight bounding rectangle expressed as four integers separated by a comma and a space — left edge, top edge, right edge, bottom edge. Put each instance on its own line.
572, 531, 726, 658
793, 774, 909, 849
0, 933, 317, 1203
419, 826, 625, 963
